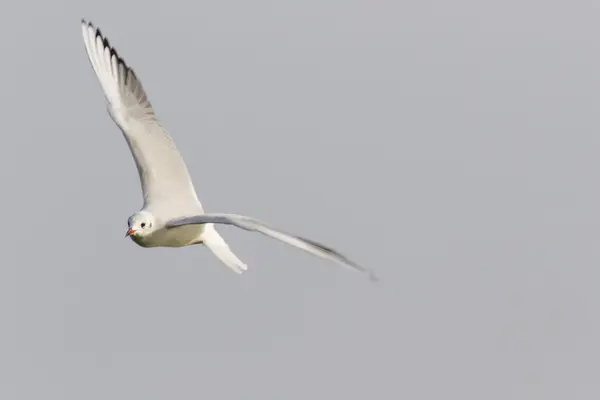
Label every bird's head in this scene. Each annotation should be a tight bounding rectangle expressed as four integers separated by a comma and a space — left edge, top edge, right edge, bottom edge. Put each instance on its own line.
125, 211, 156, 239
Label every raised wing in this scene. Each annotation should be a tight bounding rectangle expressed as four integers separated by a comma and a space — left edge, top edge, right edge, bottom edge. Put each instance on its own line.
80, 19, 202, 213
166, 213, 379, 282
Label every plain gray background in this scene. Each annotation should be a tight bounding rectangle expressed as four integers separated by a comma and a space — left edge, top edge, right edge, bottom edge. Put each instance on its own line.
2, 0, 599, 398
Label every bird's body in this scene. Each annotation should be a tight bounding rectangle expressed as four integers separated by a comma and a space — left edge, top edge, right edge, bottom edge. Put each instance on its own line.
129, 223, 204, 248
80, 19, 378, 281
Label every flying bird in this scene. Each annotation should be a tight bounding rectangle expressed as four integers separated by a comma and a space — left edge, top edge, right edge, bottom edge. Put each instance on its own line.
80, 19, 378, 282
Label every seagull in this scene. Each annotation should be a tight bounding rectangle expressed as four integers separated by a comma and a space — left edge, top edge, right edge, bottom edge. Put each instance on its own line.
80, 19, 378, 282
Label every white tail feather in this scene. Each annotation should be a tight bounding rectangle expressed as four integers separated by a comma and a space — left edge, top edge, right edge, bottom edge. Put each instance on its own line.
201, 225, 248, 274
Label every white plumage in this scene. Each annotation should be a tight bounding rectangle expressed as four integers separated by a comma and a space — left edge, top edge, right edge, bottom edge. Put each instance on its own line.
80, 19, 378, 282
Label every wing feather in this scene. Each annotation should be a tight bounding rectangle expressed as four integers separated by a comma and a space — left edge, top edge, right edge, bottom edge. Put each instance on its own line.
167, 213, 379, 282
80, 19, 202, 214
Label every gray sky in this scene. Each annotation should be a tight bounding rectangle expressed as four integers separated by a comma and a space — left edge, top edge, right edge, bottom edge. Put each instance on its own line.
3, 0, 600, 398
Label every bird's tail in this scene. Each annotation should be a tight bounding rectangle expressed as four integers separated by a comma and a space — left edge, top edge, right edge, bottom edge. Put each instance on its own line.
201, 224, 248, 274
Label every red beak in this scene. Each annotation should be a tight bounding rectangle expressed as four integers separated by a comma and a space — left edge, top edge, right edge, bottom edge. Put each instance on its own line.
125, 228, 136, 237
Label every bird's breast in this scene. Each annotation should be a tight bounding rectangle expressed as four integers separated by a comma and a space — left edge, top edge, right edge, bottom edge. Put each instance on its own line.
129, 234, 154, 248
134, 224, 206, 248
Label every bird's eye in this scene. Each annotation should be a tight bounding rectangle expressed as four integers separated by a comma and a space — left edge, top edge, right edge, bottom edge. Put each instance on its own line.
141, 223, 146, 228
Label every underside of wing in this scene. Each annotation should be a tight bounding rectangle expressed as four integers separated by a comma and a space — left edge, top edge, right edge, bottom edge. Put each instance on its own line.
80, 19, 154, 125
80, 19, 202, 211
166, 213, 379, 282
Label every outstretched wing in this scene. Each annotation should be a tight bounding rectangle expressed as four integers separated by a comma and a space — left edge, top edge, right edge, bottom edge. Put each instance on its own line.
80, 19, 202, 213
166, 213, 379, 282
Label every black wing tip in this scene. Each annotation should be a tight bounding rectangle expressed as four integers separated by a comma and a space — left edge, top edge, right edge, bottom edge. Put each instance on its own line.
81, 18, 97, 33
297, 235, 379, 282
81, 18, 134, 85
346, 262, 379, 283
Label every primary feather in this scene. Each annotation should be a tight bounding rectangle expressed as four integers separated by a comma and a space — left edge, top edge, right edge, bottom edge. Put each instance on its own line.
167, 213, 379, 282
80, 19, 201, 215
